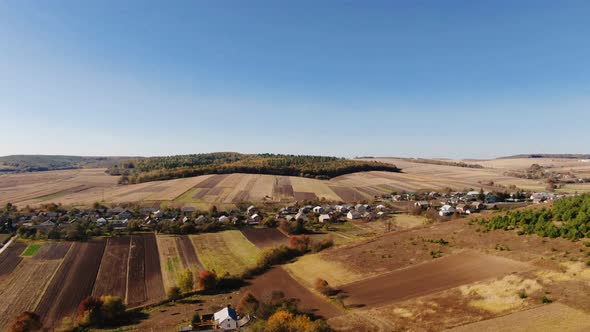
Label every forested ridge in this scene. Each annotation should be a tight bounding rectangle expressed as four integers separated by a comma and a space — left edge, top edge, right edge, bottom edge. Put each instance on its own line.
107, 152, 401, 184
478, 194, 590, 240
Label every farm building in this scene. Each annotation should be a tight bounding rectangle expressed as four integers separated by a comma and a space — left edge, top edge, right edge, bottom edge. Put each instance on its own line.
247, 205, 257, 215
214, 306, 238, 330
347, 211, 361, 220
318, 214, 331, 223
313, 206, 324, 213
414, 201, 429, 209
219, 216, 230, 223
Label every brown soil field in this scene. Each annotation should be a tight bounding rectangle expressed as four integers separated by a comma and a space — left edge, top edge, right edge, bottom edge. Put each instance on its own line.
0, 241, 26, 278
127, 235, 147, 307
33, 242, 72, 260
144, 233, 167, 303
93, 236, 130, 299
176, 234, 203, 271
329, 186, 365, 201
195, 174, 230, 188
446, 303, 590, 332
244, 267, 342, 319
241, 227, 289, 249
339, 250, 530, 309
293, 191, 318, 200
0, 259, 61, 330
36, 239, 106, 328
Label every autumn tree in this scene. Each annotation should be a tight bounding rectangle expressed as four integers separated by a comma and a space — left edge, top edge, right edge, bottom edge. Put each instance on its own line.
237, 291, 259, 315
199, 270, 218, 291
9, 312, 41, 332
177, 268, 194, 293
289, 235, 311, 253
100, 296, 126, 323
76, 296, 103, 327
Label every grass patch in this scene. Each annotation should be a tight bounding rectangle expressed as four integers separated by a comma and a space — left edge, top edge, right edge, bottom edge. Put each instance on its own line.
35, 191, 67, 201
191, 230, 260, 276
21, 244, 42, 257
166, 256, 180, 272
283, 253, 365, 288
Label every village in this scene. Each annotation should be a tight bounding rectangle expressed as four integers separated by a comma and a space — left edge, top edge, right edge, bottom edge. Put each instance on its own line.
0, 187, 569, 242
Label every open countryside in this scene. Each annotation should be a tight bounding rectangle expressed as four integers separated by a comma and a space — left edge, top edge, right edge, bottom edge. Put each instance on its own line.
2, 1, 590, 331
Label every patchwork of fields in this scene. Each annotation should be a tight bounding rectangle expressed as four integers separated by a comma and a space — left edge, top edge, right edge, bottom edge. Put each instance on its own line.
2, 157, 589, 209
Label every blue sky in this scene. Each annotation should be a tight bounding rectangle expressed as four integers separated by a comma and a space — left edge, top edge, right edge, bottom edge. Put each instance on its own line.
1, 0, 589, 159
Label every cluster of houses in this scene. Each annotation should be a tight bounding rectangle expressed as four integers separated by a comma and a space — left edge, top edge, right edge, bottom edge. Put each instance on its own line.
274, 202, 390, 223
409, 190, 568, 217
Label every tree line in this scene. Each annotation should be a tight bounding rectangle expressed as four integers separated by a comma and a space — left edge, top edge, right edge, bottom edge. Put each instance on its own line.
107, 153, 401, 183
477, 194, 590, 240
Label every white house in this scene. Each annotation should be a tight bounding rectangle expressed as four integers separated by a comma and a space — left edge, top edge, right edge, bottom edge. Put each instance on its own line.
153, 210, 163, 218
247, 205, 257, 215
214, 306, 238, 330
219, 215, 230, 223
318, 214, 331, 223
96, 217, 107, 226
312, 206, 324, 214
439, 205, 456, 216
347, 211, 361, 220
376, 204, 386, 211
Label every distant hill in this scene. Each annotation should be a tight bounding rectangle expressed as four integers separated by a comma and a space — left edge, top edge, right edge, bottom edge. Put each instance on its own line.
0, 155, 136, 173
499, 154, 590, 159
108, 152, 401, 184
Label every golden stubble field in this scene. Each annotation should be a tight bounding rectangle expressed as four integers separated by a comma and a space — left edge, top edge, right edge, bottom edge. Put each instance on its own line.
1, 157, 590, 208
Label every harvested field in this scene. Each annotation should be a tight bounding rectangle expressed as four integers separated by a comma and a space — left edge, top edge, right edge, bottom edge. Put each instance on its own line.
176, 235, 203, 271
245, 267, 342, 318
0, 241, 26, 277
446, 303, 590, 332
144, 233, 166, 303
0, 259, 61, 330
191, 230, 260, 276
33, 242, 72, 260
284, 253, 363, 288
293, 191, 318, 201
157, 235, 184, 292
93, 237, 130, 299
36, 239, 106, 328
329, 186, 365, 201
194, 174, 230, 188
339, 251, 530, 309
241, 227, 289, 249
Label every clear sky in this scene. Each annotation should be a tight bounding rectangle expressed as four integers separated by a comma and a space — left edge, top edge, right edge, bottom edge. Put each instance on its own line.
1, 0, 589, 159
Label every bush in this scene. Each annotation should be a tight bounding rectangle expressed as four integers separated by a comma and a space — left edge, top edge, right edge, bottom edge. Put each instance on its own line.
289, 235, 311, 253
167, 286, 182, 301
199, 270, 218, 291
541, 296, 553, 304
75, 295, 127, 327
9, 312, 41, 332
237, 291, 259, 315
312, 236, 334, 253
314, 278, 336, 296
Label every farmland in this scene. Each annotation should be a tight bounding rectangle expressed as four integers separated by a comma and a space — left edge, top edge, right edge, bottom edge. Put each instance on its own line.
241, 227, 289, 249
190, 230, 261, 276
93, 236, 130, 299
35, 239, 106, 328
3, 156, 590, 209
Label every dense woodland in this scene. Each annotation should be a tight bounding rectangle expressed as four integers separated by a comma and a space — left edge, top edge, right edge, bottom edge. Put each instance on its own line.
478, 194, 590, 240
0, 155, 130, 173
107, 153, 401, 183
